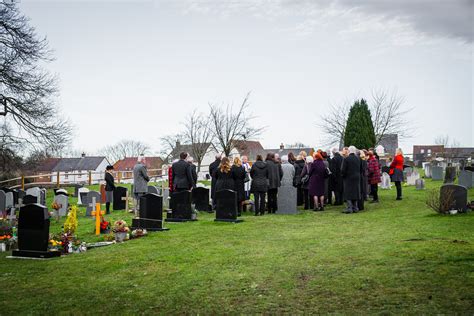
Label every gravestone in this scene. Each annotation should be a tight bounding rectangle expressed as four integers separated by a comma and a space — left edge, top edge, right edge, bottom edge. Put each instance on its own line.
163, 188, 170, 209
53, 194, 69, 217
55, 189, 68, 196
2, 188, 19, 206
23, 195, 38, 205
74, 185, 83, 198
77, 188, 90, 205
113, 187, 127, 210
431, 166, 444, 181
458, 170, 473, 189
5, 192, 14, 211
192, 187, 211, 212
17, 189, 25, 202
25, 187, 41, 204
147, 186, 160, 195
406, 170, 420, 186
440, 184, 468, 213
0, 190, 6, 215
444, 166, 457, 184
131, 193, 169, 231
415, 179, 425, 190
423, 162, 431, 178
166, 191, 195, 222
12, 203, 61, 258
99, 184, 107, 204
85, 191, 101, 216
215, 190, 243, 223
380, 172, 391, 189
277, 185, 298, 215
40, 189, 46, 206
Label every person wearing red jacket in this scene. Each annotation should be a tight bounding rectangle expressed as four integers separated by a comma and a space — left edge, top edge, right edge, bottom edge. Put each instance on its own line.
389, 148, 404, 200
367, 150, 381, 203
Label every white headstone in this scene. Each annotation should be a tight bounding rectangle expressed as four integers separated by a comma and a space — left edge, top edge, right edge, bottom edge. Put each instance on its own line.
77, 187, 90, 205
407, 170, 420, 186
381, 172, 391, 189
376, 145, 385, 156
26, 187, 41, 203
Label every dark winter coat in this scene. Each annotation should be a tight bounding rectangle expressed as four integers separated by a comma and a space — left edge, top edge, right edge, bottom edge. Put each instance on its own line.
293, 159, 305, 186
300, 163, 311, 190
250, 161, 269, 193
215, 168, 235, 192
367, 156, 381, 184
172, 159, 194, 190
329, 153, 343, 192
209, 158, 221, 199
190, 163, 198, 186
266, 159, 283, 189
341, 153, 361, 200
308, 160, 326, 197
105, 172, 115, 192
231, 165, 246, 202
360, 159, 368, 196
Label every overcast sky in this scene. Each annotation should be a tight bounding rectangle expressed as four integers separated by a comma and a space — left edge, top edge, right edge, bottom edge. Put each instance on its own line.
18, 0, 473, 155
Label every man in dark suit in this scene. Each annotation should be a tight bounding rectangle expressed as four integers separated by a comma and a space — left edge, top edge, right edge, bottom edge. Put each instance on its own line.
187, 156, 198, 186
209, 153, 221, 209
341, 146, 361, 214
330, 147, 344, 205
172, 152, 195, 192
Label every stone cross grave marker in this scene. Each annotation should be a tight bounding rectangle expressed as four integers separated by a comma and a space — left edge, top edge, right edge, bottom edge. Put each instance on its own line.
86, 191, 101, 216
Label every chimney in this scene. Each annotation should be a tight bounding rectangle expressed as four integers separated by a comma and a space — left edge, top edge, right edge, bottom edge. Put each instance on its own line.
280, 143, 284, 150
176, 140, 181, 148
81, 152, 86, 158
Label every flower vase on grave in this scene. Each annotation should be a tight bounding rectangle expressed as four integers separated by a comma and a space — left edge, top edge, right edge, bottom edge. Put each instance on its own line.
115, 232, 127, 242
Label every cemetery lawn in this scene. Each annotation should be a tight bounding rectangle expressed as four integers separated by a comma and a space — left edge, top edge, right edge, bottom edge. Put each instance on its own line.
1, 180, 473, 314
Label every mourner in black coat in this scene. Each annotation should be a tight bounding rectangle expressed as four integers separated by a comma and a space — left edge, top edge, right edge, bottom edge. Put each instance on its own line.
105, 165, 115, 214
329, 150, 344, 205
341, 148, 361, 213
358, 155, 368, 211
250, 156, 269, 215
293, 158, 305, 206
266, 153, 283, 213
209, 155, 221, 208
231, 163, 246, 211
172, 152, 195, 192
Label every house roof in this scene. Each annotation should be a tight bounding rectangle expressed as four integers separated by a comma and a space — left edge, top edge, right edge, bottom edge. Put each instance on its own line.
169, 142, 213, 161
52, 157, 108, 172
35, 158, 61, 172
232, 140, 264, 157
114, 157, 164, 171
262, 147, 314, 158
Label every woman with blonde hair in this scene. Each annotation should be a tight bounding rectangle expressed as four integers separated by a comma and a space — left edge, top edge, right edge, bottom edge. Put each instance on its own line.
231, 156, 246, 213
389, 148, 404, 200
215, 157, 235, 193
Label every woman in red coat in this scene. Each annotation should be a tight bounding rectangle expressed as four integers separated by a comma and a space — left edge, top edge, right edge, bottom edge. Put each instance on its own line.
367, 150, 381, 203
389, 148, 404, 200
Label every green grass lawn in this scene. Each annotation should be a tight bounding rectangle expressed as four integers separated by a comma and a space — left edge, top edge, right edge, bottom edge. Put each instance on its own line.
1, 179, 473, 314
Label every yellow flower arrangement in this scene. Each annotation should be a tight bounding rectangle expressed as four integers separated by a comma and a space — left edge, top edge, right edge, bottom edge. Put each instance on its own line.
63, 205, 78, 234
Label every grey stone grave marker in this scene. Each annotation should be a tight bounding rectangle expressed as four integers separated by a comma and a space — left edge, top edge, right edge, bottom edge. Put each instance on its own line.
277, 184, 297, 215
440, 184, 468, 213
53, 194, 69, 217
431, 166, 444, 181
85, 191, 101, 216
77, 188, 90, 205
25, 187, 41, 204
458, 170, 473, 189
415, 179, 425, 190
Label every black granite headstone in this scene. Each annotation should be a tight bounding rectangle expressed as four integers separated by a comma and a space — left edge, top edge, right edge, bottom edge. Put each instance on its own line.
113, 187, 127, 210
215, 189, 243, 223
444, 166, 457, 184
12, 203, 60, 258
440, 184, 468, 213
131, 193, 169, 231
192, 187, 211, 212
23, 194, 38, 205
166, 190, 195, 222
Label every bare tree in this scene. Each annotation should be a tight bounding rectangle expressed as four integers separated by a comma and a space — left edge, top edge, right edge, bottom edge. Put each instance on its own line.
158, 133, 183, 162
0, 3, 72, 149
285, 142, 309, 149
209, 93, 264, 156
318, 89, 412, 147
434, 134, 461, 160
371, 89, 413, 144
100, 140, 150, 163
182, 110, 214, 172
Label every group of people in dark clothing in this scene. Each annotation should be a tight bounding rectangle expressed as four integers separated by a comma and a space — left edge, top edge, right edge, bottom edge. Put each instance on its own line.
104, 146, 405, 216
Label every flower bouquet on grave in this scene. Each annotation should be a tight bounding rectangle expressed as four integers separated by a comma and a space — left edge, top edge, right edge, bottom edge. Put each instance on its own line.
113, 220, 130, 242
51, 202, 62, 220
99, 216, 110, 234
0, 219, 14, 251
130, 228, 148, 239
